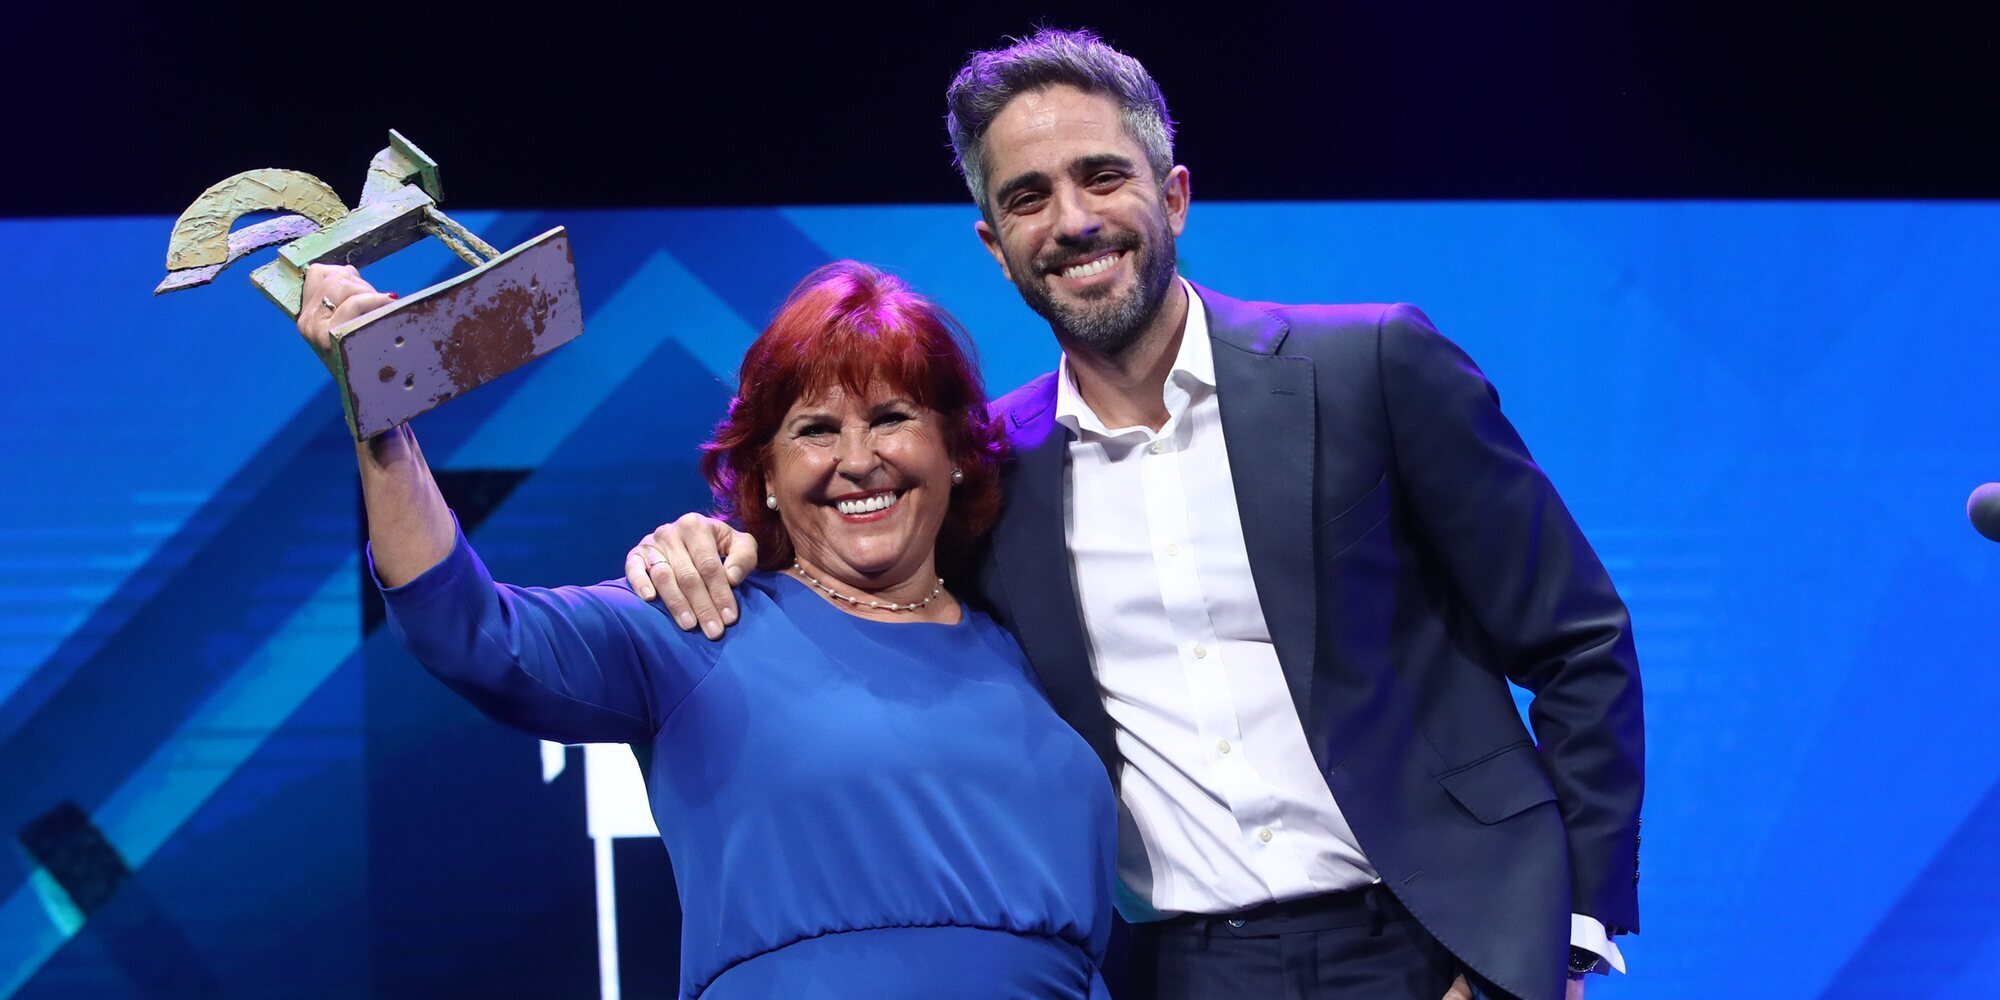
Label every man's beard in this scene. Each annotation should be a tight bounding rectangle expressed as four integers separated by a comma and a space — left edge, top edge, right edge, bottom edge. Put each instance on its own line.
1012, 228, 1178, 359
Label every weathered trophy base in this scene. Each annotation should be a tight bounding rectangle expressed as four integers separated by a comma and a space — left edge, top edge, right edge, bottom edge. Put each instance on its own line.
330, 227, 581, 440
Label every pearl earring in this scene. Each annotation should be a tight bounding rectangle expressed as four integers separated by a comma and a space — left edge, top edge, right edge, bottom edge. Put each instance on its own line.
765, 493, 778, 510
950, 468, 964, 485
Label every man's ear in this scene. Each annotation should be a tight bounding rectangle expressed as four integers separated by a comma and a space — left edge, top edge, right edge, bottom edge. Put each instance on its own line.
974, 219, 1013, 281
1163, 165, 1191, 238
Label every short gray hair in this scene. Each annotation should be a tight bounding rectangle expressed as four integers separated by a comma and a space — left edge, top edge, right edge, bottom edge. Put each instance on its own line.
945, 28, 1177, 212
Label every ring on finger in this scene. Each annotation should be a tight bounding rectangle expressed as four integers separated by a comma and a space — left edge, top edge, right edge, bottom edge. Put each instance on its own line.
321, 295, 336, 312
645, 557, 668, 569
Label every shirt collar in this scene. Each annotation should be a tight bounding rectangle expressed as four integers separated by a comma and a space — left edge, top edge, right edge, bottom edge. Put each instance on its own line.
1055, 276, 1212, 436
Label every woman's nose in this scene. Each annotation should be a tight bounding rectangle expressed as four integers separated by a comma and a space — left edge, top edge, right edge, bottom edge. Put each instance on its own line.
833, 431, 881, 479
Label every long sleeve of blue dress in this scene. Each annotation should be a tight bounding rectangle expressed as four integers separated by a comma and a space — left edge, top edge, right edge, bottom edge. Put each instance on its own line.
375, 522, 719, 746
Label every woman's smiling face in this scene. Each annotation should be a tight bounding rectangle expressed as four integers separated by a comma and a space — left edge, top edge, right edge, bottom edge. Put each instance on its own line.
766, 379, 954, 597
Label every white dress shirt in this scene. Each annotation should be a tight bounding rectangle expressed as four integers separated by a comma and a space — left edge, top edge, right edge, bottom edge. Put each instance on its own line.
1054, 278, 1624, 971
1057, 278, 1375, 918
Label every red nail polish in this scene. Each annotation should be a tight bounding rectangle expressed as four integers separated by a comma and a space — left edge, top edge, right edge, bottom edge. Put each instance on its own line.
387, 292, 400, 300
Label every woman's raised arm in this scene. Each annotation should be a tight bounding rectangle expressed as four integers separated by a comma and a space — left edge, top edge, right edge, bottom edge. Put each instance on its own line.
299, 263, 454, 586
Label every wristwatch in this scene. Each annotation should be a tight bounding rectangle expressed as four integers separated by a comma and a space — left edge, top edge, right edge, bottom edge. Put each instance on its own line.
1569, 946, 1605, 976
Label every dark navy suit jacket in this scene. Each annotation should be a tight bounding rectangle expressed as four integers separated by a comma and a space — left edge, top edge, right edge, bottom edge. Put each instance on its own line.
971, 284, 1644, 1000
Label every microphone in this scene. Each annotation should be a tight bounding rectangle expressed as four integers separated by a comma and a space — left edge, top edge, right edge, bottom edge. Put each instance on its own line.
1971, 483, 2000, 542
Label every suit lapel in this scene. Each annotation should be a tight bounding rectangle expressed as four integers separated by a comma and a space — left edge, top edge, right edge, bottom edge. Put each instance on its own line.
1200, 286, 1321, 724
988, 286, 1322, 774
991, 381, 1120, 775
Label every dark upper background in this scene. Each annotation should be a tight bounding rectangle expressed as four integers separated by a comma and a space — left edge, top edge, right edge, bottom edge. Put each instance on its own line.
5, 1, 1993, 218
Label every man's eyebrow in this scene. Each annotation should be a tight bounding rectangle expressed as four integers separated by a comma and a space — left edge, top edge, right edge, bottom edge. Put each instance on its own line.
991, 170, 1050, 207
1072, 153, 1139, 176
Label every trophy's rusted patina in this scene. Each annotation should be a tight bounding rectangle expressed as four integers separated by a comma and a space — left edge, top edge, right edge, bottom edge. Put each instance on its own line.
155, 131, 584, 439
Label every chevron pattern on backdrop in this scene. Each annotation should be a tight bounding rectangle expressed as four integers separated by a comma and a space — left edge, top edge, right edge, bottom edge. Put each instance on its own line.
1, 203, 1995, 998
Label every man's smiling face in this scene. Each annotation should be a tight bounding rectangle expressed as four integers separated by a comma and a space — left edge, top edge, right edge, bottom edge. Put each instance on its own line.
974, 84, 1189, 358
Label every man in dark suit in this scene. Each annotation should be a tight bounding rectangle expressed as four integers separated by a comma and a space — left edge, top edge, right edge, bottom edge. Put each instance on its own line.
630, 27, 1641, 1000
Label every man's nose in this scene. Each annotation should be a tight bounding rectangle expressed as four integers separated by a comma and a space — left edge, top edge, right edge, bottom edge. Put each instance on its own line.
1051, 184, 1102, 243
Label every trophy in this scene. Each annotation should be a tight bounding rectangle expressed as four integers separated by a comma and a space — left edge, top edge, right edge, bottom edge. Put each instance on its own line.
155, 130, 584, 439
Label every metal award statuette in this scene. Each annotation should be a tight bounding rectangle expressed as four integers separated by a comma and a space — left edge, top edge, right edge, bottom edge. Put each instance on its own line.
154, 130, 584, 440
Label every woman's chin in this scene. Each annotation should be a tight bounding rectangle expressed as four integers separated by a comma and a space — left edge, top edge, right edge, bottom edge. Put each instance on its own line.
832, 560, 912, 586
810, 546, 927, 588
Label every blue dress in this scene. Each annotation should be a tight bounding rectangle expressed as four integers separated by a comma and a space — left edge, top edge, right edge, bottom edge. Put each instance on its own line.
379, 527, 1115, 999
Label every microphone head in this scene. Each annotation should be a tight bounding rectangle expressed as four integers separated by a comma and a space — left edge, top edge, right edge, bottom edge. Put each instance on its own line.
1970, 483, 2000, 542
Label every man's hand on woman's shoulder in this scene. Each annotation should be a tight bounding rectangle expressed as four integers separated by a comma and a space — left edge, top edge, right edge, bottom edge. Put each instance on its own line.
624, 513, 758, 640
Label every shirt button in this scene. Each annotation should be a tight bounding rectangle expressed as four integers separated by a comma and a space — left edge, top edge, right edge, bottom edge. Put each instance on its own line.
1257, 827, 1273, 843
1216, 739, 1232, 754
1148, 441, 1164, 455
1193, 644, 1208, 659
1165, 543, 1179, 557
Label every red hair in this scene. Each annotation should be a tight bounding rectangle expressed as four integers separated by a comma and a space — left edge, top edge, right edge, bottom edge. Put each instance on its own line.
700, 261, 1006, 576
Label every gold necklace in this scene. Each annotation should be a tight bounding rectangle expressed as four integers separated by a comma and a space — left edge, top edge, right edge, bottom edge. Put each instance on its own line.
791, 563, 945, 612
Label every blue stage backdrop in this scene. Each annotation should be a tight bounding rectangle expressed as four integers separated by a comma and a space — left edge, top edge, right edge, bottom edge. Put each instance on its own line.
1, 202, 1996, 999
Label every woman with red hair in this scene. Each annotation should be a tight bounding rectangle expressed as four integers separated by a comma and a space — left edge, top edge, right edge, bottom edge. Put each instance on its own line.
304, 260, 1113, 998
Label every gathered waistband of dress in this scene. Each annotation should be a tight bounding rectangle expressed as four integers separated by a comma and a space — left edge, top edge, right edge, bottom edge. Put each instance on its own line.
696, 923, 1101, 1000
